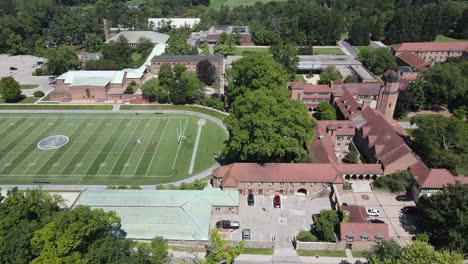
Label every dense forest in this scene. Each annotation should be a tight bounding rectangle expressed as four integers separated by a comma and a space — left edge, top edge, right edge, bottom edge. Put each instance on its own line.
0, 0, 466, 55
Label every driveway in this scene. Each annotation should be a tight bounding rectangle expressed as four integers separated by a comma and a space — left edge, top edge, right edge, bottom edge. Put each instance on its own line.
338, 40, 358, 58
212, 195, 332, 251
340, 191, 420, 245
0, 54, 53, 96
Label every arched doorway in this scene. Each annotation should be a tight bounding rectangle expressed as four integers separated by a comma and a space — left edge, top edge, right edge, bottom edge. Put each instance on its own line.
297, 188, 307, 196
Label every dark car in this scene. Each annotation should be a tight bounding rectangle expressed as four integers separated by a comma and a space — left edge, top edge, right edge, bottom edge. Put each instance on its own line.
273, 195, 281, 208
9, 67, 17, 71
396, 195, 412, 202
401, 206, 418, 214
368, 219, 385, 224
247, 194, 254, 206
216, 220, 240, 229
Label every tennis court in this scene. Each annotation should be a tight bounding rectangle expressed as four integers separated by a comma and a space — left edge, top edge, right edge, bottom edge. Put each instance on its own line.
0, 113, 227, 185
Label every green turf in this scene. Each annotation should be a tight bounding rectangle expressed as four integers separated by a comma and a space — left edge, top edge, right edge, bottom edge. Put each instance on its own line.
232, 47, 271, 55
120, 104, 228, 121
0, 113, 226, 185
0, 97, 38, 104
434, 35, 468, 43
20, 84, 40, 89
354, 46, 373, 54
295, 74, 306, 84
313, 48, 344, 55
241, 248, 274, 255
297, 250, 347, 257
0, 105, 112, 110
209, 0, 286, 9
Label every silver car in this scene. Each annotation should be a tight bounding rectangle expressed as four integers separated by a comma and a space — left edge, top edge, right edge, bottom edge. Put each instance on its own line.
242, 229, 251, 240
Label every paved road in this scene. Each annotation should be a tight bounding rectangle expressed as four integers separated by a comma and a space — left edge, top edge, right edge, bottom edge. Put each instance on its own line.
398, 122, 418, 129
338, 39, 358, 58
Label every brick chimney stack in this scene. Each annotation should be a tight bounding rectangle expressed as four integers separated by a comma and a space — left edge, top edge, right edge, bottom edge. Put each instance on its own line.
103, 19, 110, 41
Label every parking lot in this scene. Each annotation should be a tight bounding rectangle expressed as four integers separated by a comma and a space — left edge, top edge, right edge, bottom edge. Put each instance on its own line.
0, 54, 52, 97
340, 190, 421, 245
211, 194, 332, 249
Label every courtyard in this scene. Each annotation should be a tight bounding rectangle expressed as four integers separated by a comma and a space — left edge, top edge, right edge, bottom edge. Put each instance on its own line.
212, 194, 332, 249
340, 183, 421, 246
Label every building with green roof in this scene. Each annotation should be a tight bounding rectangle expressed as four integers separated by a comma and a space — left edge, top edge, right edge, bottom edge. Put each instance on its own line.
73, 189, 239, 241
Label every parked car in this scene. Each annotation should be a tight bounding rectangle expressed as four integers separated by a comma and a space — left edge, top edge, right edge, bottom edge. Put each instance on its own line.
366, 208, 380, 216
247, 194, 254, 206
32, 63, 37, 67
401, 206, 418, 214
242, 229, 251, 240
216, 220, 240, 229
37, 61, 44, 65
8, 71, 16, 76
396, 195, 412, 202
368, 219, 385, 224
9, 67, 17, 71
273, 195, 281, 208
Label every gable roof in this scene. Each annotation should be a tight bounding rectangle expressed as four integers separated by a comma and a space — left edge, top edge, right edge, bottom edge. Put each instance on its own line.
396, 51, 429, 71
343, 83, 382, 96
340, 222, 389, 241
288, 81, 331, 93
152, 55, 224, 63
335, 88, 362, 120
74, 189, 239, 241
409, 161, 456, 189
106, 31, 169, 44
393, 42, 468, 52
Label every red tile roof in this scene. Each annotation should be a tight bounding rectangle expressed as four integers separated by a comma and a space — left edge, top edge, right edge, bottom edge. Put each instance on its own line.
343, 83, 383, 96
342, 205, 367, 223
396, 51, 429, 71
340, 222, 389, 241
311, 133, 338, 164
393, 42, 468, 52
212, 163, 344, 187
288, 81, 331, 93
336, 164, 383, 176
357, 108, 418, 166
409, 162, 457, 188
335, 89, 362, 120
317, 120, 357, 136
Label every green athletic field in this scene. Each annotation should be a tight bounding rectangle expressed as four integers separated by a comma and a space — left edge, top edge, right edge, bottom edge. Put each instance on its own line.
0, 113, 227, 185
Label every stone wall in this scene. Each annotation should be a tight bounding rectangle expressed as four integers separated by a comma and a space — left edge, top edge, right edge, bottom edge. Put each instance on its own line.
167, 239, 274, 249
296, 241, 337, 251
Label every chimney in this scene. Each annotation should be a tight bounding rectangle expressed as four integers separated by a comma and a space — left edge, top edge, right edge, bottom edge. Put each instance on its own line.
103, 19, 110, 41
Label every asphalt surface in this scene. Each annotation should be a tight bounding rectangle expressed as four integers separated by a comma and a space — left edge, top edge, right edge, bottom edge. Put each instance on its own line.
338, 39, 358, 58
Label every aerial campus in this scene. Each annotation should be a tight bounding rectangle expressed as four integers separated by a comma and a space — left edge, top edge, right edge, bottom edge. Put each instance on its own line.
0, 0, 467, 264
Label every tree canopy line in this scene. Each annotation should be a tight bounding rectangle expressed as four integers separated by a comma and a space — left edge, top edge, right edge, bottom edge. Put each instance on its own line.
0, 0, 466, 57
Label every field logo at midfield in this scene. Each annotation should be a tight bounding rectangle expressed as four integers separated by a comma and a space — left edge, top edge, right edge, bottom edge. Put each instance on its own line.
37, 135, 69, 150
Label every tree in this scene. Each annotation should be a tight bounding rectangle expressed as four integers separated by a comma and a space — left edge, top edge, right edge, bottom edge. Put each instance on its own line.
313, 210, 340, 242
420, 183, 468, 254
173, 64, 187, 78
169, 79, 187, 105
270, 42, 299, 79
421, 62, 467, 111
224, 89, 315, 163
196, 59, 217, 85
204, 229, 245, 264
85, 33, 103, 53
372, 171, 414, 192
86, 234, 146, 264
141, 79, 169, 103
213, 32, 235, 56
358, 48, 396, 75
180, 71, 203, 104
85, 59, 120, 70
343, 151, 358, 164
0, 76, 22, 102
150, 236, 168, 264
6, 33, 22, 55
318, 66, 341, 85
30, 206, 121, 263
393, 89, 414, 119
316, 101, 337, 120
365, 240, 402, 264
227, 53, 288, 107
349, 18, 370, 46
0, 188, 63, 264
158, 63, 173, 87
45, 45, 79, 75
410, 115, 468, 173
408, 80, 426, 111
102, 35, 132, 68
200, 40, 210, 55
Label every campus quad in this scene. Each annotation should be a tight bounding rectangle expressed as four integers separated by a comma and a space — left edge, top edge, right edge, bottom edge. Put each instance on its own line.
0, 113, 226, 185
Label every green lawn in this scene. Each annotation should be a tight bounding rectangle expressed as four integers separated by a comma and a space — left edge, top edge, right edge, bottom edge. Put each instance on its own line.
20, 84, 39, 89
241, 248, 274, 255
295, 74, 306, 84
313, 48, 344, 55
434, 35, 468, 43
120, 104, 228, 121
297, 250, 347, 257
354, 46, 373, 54
0, 97, 39, 104
0, 113, 226, 185
0, 105, 112, 110
232, 47, 270, 56
351, 251, 367, 258
210, 0, 286, 9
404, 129, 414, 137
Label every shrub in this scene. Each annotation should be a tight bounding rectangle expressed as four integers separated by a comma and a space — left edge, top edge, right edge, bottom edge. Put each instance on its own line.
33, 91, 45, 97
199, 98, 225, 111
33, 67, 50, 76
343, 151, 358, 164
343, 181, 352, 190
297, 231, 318, 242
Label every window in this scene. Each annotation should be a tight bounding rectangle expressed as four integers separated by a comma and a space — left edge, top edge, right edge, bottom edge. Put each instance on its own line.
296, 94, 301, 100
337, 143, 341, 146
290, 189, 294, 194
337, 136, 344, 141
280, 182, 284, 185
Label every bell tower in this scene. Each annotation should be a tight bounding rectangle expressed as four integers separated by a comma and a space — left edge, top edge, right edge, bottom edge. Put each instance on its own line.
377, 71, 400, 122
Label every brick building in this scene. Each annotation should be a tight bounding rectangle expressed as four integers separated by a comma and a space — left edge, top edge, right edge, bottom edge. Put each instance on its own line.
50, 68, 146, 102
105, 31, 169, 47
392, 42, 468, 65
288, 81, 332, 110
212, 163, 383, 197
151, 55, 224, 74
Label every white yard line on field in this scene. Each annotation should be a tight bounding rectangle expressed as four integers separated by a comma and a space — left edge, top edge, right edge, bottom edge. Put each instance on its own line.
170, 118, 189, 172
144, 119, 170, 176
188, 124, 203, 175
